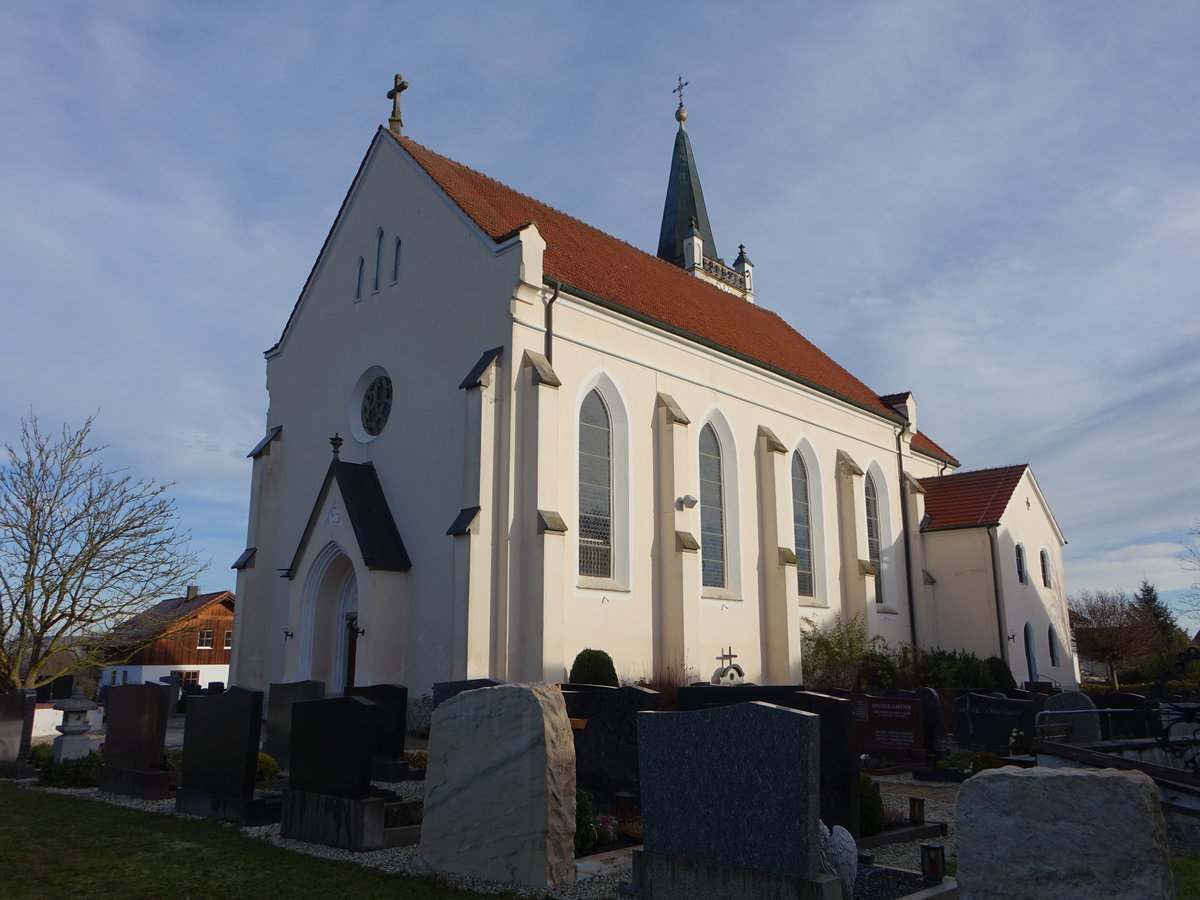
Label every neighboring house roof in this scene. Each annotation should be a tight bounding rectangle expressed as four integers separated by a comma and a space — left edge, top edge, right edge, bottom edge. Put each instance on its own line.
287, 459, 412, 578
292, 130, 944, 465
108, 590, 235, 646
918, 464, 1029, 531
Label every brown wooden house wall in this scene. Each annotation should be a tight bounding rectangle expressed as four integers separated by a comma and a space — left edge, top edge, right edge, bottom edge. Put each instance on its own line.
125, 601, 236, 667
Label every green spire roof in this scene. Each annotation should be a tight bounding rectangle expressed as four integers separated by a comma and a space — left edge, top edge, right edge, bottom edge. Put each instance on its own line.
657, 122, 718, 266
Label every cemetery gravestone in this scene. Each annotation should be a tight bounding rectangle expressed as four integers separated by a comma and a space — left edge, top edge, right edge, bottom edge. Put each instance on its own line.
955, 693, 1035, 754
1042, 690, 1103, 744
345, 683, 408, 781
177, 687, 277, 825
1092, 693, 1151, 739
956, 767, 1174, 899
431, 678, 504, 707
262, 679, 325, 768
633, 702, 838, 899
572, 684, 659, 798
789, 691, 860, 837
853, 695, 925, 762
422, 683, 576, 886
0, 690, 37, 777
99, 683, 172, 799
675, 684, 807, 710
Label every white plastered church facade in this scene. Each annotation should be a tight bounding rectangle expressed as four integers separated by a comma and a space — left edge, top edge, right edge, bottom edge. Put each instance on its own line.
230, 99, 1079, 695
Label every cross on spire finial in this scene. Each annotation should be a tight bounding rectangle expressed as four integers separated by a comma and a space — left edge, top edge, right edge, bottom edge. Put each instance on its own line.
673, 75, 688, 107
387, 74, 408, 136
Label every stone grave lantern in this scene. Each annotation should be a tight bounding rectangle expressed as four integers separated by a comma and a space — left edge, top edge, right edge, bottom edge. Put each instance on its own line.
53, 686, 97, 762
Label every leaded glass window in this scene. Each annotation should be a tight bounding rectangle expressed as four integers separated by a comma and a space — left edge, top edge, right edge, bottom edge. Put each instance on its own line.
865, 471, 882, 603
792, 452, 814, 597
578, 390, 612, 578
361, 375, 393, 436
700, 424, 725, 588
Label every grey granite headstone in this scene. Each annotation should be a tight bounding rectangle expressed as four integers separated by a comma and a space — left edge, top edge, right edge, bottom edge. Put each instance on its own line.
262, 679, 325, 768
638, 701, 821, 879
1043, 690, 1102, 744
289, 696, 375, 799
432, 678, 504, 707
345, 683, 408, 780
955, 693, 1035, 753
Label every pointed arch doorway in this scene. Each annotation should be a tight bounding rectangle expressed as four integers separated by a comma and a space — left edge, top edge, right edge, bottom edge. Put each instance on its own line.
300, 543, 362, 694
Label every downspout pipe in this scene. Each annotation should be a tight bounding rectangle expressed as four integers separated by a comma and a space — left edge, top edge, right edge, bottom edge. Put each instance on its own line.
987, 526, 1010, 666
544, 278, 561, 364
895, 427, 918, 649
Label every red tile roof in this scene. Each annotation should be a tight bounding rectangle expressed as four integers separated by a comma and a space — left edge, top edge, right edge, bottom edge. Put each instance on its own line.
390, 132, 957, 466
918, 465, 1028, 531
108, 590, 235, 645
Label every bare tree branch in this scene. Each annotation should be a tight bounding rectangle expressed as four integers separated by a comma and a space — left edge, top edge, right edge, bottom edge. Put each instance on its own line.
0, 414, 201, 689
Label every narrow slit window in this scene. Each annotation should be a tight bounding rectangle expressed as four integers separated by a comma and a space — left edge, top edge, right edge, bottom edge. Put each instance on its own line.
373, 230, 383, 292
1040, 549, 1052, 588
578, 390, 612, 578
699, 424, 726, 588
792, 452, 814, 597
1016, 545, 1027, 584
392, 237, 402, 283
355, 257, 364, 300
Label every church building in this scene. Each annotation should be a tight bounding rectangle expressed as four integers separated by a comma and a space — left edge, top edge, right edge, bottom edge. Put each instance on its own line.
230, 81, 1079, 694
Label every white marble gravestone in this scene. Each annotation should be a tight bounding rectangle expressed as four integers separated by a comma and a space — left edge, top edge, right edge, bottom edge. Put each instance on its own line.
420, 683, 575, 886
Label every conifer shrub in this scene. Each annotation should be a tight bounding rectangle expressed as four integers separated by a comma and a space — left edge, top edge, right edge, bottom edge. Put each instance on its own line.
256, 752, 280, 783
39, 751, 102, 787
27, 743, 53, 770
985, 656, 1017, 690
568, 648, 619, 687
859, 773, 886, 836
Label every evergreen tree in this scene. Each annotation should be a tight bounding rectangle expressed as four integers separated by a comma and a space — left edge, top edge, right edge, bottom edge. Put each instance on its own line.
1134, 579, 1180, 649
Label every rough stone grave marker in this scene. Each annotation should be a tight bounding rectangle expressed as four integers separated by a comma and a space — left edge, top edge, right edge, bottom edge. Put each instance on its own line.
957, 767, 1174, 899
431, 678, 505, 707
422, 683, 576, 886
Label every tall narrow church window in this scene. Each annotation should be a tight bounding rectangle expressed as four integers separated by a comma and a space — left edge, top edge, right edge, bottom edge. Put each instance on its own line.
1048, 625, 1061, 667
865, 472, 882, 603
1040, 549, 1052, 588
1016, 545, 1028, 584
374, 229, 383, 292
392, 237, 402, 283
699, 424, 726, 588
355, 257, 364, 301
792, 452, 814, 597
578, 390, 612, 578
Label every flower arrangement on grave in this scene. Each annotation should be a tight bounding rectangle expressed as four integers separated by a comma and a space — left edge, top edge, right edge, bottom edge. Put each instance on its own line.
402, 750, 427, 771
1008, 728, 1031, 755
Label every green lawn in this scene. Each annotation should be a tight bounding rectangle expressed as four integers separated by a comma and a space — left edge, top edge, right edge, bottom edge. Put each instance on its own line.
0, 783, 519, 900
1173, 853, 1200, 898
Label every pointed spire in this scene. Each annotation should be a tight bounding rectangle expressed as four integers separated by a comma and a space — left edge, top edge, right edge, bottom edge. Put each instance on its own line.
657, 83, 718, 267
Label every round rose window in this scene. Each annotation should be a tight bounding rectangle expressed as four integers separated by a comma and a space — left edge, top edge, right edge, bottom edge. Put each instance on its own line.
360, 374, 393, 436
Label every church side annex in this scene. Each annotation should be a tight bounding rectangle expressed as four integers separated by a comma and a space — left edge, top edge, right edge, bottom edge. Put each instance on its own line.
230, 80, 1079, 694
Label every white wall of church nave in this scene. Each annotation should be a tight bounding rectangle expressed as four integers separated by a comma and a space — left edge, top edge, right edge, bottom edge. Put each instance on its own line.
530, 295, 943, 681
237, 140, 521, 693
993, 470, 1077, 687
919, 528, 1006, 662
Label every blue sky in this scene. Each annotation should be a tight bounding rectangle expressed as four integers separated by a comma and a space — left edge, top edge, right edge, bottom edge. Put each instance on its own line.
2, 3, 1198, 628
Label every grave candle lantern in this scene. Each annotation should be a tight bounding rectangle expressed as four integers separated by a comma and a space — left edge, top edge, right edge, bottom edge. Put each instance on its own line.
920, 842, 945, 883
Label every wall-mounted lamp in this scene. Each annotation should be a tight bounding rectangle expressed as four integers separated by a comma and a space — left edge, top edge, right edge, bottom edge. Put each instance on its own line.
675, 494, 698, 510
349, 617, 365, 637
1007, 632, 1017, 643
282, 627, 294, 641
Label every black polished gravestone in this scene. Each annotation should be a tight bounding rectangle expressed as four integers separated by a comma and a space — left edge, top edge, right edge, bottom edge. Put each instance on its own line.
289, 695, 375, 799
262, 679, 325, 769
281, 696, 410, 851
853, 694, 926, 763
880, 687, 941, 754
176, 687, 279, 825
1093, 693, 1153, 739
345, 683, 408, 780
675, 684, 807, 711
431, 678, 504, 708
99, 683, 173, 799
788, 691, 860, 837
570, 685, 660, 798
955, 692, 1035, 753
630, 702, 838, 898
0, 690, 38, 777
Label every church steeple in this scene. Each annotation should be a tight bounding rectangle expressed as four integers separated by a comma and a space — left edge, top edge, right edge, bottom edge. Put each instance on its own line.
657, 81, 719, 267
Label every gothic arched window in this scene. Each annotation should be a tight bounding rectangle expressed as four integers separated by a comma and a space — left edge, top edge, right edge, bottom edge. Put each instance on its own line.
699, 423, 726, 588
1048, 624, 1061, 668
578, 390, 612, 578
373, 229, 383, 292
355, 257, 364, 301
865, 471, 882, 604
392, 237, 402, 284
1016, 544, 1028, 584
792, 452, 814, 597
1040, 549, 1052, 588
